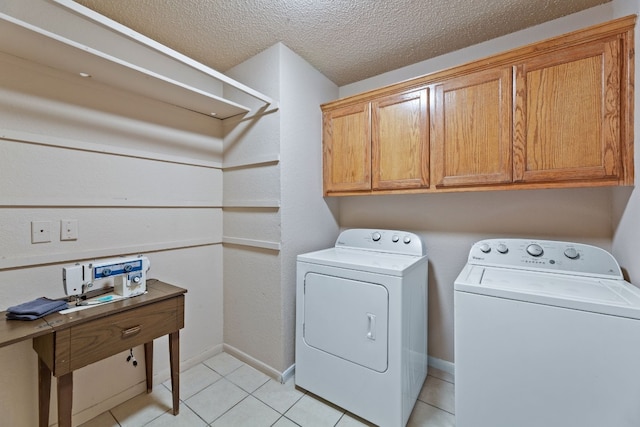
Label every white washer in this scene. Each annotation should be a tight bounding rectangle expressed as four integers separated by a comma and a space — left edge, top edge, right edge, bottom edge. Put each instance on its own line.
296, 228, 428, 427
455, 238, 640, 427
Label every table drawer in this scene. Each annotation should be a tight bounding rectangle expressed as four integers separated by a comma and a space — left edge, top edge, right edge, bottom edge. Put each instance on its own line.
65, 297, 181, 372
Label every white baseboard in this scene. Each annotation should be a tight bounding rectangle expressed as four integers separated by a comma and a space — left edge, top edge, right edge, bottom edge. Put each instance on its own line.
428, 355, 455, 380
223, 344, 293, 384
153, 343, 224, 384
280, 363, 295, 384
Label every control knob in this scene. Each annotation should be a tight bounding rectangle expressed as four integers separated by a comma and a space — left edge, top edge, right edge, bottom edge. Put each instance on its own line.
496, 243, 508, 254
564, 247, 579, 259
403, 235, 411, 244
372, 232, 381, 242
392, 235, 400, 243
526, 243, 544, 257
479, 243, 491, 253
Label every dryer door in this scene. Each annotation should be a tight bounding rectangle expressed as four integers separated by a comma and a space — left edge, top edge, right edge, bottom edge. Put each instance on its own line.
303, 272, 389, 372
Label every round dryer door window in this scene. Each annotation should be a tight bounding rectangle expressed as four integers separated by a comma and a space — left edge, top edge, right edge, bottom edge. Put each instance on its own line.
303, 272, 389, 372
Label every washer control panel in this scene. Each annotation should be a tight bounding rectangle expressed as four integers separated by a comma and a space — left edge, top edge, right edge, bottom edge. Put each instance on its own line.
335, 228, 426, 256
468, 238, 622, 278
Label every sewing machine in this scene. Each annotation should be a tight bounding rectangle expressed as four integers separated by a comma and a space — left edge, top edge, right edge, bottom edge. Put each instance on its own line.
63, 255, 150, 302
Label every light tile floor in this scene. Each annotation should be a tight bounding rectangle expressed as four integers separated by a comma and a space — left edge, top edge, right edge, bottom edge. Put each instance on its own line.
80, 352, 455, 427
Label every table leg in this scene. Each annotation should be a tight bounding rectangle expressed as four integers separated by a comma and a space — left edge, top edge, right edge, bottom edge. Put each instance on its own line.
57, 372, 73, 427
38, 357, 51, 427
144, 341, 153, 393
169, 331, 180, 415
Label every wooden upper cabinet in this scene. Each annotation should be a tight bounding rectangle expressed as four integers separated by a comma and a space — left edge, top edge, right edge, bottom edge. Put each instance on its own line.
372, 88, 429, 190
322, 103, 371, 193
320, 15, 634, 196
322, 88, 429, 195
513, 36, 628, 184
432, 68, 512, 188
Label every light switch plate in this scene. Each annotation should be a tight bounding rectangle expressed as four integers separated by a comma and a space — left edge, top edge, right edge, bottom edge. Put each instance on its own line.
60, 219, 78, 241
31, 221, 51, 243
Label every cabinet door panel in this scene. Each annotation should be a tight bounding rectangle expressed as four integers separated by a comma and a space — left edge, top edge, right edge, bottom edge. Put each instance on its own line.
432, 68, 512, 187
372, 89, 429, 190
323, 103, 371, 193
513, 38, 621, 183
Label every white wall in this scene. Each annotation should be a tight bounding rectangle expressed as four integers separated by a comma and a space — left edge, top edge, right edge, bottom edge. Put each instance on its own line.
612, 0, 640, 282
279, 45, 340, 370
223, 44, 339, 375
0, 46, 224, 426
337, 2, 631, 364
223, 44, 285, 373
2, 3, 637, 425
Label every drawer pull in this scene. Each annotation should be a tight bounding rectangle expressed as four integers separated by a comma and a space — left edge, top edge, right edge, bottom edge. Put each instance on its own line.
122, 326, 142, 337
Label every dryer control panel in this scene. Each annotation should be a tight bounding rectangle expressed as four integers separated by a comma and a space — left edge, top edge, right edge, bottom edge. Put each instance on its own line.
335, 229, 426, 256
468, 239, 622, 279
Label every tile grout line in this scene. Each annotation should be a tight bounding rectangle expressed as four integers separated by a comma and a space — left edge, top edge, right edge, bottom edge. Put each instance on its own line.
107, 353, 456, 426
199, 358, 308, 426
421, 400, 455, 417
212, 357, 452, 426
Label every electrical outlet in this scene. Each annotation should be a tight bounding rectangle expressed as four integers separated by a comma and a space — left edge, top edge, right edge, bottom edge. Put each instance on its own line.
60, 219, 78, 241
31, 221, 51, 243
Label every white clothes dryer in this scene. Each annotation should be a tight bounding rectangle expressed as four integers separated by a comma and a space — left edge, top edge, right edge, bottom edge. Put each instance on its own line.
455, 239, 640, 427
295, 229, 428, 427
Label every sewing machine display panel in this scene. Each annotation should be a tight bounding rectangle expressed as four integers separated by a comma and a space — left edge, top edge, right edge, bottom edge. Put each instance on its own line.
93, 259, 143, 279
63, 255, 150, 299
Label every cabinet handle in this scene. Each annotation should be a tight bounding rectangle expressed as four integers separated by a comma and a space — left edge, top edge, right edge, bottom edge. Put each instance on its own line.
122, 325, 142, 337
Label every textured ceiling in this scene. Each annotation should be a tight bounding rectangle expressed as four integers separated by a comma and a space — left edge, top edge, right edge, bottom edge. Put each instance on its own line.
74, 0, 611, 86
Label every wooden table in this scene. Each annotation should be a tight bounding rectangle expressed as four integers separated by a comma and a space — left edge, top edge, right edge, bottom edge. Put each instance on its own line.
1, 279, 185, 427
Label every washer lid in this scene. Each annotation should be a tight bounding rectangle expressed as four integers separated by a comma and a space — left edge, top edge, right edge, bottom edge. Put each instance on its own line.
297, 247, 426, 276
455, 265, 640, 319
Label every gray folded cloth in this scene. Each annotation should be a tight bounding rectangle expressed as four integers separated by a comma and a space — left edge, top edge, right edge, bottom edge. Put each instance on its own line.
6, 297, 68, 320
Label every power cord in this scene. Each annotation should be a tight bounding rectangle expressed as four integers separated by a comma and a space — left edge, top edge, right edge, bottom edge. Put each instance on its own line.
126, 348, 138, 367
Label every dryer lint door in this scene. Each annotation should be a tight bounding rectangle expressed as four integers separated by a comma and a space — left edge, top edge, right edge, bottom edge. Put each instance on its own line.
303, 272, 389, 372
